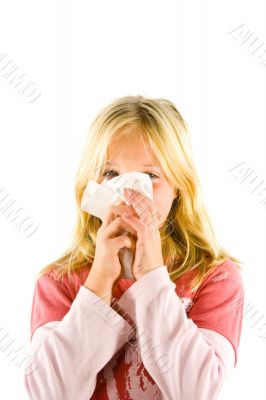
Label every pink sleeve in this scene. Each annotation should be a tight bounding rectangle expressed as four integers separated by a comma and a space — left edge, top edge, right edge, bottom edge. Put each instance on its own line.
25, 273, 135, 400
115, 261, 244, 400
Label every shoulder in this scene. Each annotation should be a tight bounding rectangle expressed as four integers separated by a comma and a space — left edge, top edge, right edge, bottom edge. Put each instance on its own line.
190, 258, 245, 316
34, 264, 91, 299
30, 264, 91, 340
200, 258, 244, 290
174, 258, 243, 298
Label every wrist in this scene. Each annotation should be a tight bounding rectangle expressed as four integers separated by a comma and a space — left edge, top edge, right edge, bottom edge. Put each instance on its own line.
88, 266, 116, 285
135, 265, 164, 280
84, 268, 115, 305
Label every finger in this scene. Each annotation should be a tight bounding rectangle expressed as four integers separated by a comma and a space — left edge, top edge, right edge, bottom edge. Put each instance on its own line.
101, 198, 125, 227
101, 203, 138, 228
116, 232, 136, 252
112, 205, 139, 234
127, 232, 137, 252
123, 189, 158, 226
111, 203, 138, 216
110, 234, 133, 255
104, 215, 137, 238
121, 214, 146, 241
123, 209, 159, 235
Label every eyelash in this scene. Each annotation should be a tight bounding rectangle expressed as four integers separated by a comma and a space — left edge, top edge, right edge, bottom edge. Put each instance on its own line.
102, 170, 159, 179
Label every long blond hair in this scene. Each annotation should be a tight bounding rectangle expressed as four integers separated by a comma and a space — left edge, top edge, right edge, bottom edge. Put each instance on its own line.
36, 95, 243, 292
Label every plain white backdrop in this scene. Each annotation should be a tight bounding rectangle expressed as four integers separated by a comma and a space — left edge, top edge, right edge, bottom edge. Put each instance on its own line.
0, 0, 266, 398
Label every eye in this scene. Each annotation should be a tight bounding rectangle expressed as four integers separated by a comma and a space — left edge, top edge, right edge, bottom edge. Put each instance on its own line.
102, 169, 118, 179
145, 172, 159, 179
102, 170, 159, 179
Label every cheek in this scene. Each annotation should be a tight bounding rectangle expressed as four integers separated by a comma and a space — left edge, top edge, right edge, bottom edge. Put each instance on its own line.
152, 185, 174, 221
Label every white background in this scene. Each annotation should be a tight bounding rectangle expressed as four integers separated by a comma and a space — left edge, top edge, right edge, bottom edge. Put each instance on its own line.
0, 0, 266, 398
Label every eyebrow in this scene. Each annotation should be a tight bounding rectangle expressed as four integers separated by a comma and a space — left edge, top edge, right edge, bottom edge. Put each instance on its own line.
105, 161, 161, 170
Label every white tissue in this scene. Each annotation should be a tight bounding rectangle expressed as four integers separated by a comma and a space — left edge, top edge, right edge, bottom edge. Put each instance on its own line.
81, 172, 153, 279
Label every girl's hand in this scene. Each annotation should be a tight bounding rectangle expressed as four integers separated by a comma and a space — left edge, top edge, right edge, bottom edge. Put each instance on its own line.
121, 188, 164, 280
89, 198, 138, 283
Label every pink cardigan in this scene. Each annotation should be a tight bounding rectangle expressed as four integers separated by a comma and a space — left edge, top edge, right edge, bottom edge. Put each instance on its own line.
24, 259, 244, 399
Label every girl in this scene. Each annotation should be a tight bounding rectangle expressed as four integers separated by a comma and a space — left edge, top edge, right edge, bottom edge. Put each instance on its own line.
25, 95, 245, 400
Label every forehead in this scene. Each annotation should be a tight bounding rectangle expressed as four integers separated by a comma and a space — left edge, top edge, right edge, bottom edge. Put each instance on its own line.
106, 136, 160, 167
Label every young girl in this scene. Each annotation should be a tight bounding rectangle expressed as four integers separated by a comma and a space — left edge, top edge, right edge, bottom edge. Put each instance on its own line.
25, 95, 245, 400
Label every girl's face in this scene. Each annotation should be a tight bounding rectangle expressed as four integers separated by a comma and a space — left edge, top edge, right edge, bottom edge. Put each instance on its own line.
100, 136, 177, 228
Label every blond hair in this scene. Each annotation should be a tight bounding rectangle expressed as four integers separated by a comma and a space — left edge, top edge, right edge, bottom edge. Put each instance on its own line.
36, 95, 243, 292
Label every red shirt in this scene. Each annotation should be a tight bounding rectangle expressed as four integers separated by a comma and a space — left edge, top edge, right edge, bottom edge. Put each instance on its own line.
27, 258, 244, 399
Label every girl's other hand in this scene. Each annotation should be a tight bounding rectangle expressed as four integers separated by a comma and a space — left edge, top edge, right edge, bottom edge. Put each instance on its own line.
121, 188, 164, 280
88, 198, 138, 283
